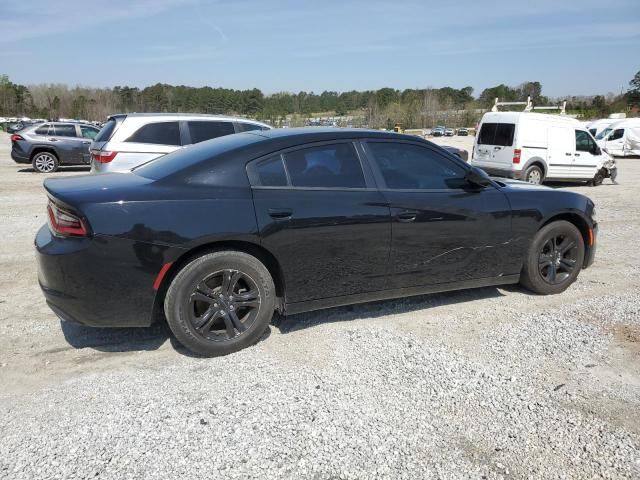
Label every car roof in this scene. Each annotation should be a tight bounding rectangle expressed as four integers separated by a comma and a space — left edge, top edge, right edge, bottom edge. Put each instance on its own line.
108, 112, 270, 125
481, 111, 580, 125
244, 127, 418, 142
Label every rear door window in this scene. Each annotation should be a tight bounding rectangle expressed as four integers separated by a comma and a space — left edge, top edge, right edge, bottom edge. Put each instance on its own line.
283, 143, 366, 188
126, 121, 181, 146
478, 122, 515, 146
187, 121, 235, 144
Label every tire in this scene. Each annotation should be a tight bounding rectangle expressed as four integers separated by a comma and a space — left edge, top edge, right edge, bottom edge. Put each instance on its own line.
591, 170, 604, 186
32, 151, 59, 173
164, 251, 276, 356
523, 164, 544, 185
520, 220, 585, 295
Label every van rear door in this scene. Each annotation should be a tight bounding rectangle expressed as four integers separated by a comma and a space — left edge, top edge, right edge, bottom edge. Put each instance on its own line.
475, 122, 516, 168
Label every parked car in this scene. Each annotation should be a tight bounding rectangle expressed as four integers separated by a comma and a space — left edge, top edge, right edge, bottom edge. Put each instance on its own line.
444, 128, 454, 136
11, 122, 101, 172
6, 121, 37, 134
36, 128, 597, 356
457, 128, 469, 136
470, 112, 614, 185
90, 113, 271, 173
432, 127, 444, 137
595, 118, 640, 157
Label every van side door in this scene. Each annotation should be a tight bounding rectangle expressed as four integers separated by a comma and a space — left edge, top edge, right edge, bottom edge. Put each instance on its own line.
546, 126, 574, 179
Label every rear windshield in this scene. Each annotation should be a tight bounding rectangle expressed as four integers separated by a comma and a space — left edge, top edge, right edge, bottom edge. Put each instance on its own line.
94, 118, 118, 142
478, 122, 515, 146
134, 132, 264, 180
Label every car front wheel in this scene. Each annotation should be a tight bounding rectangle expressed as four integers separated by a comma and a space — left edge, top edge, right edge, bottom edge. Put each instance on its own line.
520, 220, 585, 295
32, 152, 59, 173
164, 251, 276, 356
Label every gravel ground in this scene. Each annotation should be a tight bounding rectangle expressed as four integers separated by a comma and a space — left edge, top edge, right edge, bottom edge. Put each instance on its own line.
0, 132, 639, 479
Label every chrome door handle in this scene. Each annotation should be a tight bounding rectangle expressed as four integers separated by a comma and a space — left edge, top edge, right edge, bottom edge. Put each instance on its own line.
268, 208, 293, 219
397, 210, 417, 222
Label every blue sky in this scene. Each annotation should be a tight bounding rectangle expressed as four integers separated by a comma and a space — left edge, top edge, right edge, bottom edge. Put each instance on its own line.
1, 0, 638, 97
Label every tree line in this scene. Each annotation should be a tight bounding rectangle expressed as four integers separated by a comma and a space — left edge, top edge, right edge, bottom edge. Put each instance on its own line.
1, 73, 638, 129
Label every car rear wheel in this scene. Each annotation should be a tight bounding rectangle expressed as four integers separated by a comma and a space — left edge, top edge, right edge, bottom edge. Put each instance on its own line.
164, 251, 276, 356
590, 170, 604, 186
520, 220, 584, 295
523, 165, 543, 185
32, 152, 59, 173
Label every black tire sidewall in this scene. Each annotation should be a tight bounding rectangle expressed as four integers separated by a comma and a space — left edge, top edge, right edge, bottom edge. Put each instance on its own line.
521, 220, 585, 295
32, 152, 59, 173
164, 251, 276, 356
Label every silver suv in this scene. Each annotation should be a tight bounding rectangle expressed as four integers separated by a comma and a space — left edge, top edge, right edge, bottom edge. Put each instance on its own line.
90, 113, 271, 173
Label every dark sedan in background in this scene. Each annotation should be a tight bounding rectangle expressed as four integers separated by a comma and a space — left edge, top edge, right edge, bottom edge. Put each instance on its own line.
11, 122, 101, 172
36, 128, 597, 356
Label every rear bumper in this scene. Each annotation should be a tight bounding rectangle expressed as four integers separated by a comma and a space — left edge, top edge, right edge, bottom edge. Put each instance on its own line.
11, 149, 30, 164
35, 224, 162, 327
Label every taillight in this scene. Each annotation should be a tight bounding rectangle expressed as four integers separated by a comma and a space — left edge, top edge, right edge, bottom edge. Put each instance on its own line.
91, 150, 118, 163
10, 134, 24, 142
512, 148, 521, 164
47, 200, 88, 237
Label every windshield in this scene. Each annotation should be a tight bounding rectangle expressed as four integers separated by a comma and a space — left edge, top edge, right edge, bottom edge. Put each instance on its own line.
595, 128, 612, 140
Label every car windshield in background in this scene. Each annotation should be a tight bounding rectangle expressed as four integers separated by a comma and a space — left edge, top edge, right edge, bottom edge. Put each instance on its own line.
133, 131, 264, 180
595, 128, 612, 140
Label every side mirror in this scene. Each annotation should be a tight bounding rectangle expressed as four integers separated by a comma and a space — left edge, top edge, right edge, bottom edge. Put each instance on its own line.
465, 166, 492, 187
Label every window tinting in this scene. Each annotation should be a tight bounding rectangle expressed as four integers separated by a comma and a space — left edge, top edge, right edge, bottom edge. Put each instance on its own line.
187, 121, 234, 144
95, 118, 117, 142
236, 122, 264, 132
35, 124, 50, 135
255, 155, 288, 186
283, 143, 365, 188
575, 130, 596, 152
52, 124, 77, 137
80, 125, 99, 140
127, 121, 180, 146
478, 122, 515, 146
368, 142, 466, 190
608, 129, 624, 141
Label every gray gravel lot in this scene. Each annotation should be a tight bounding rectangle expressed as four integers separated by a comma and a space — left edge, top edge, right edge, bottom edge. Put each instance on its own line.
0, 132, 639, 479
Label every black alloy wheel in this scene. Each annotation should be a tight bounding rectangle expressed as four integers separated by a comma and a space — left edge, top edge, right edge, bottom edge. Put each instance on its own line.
164, 251, 276, 356
537, 234, 578, 285
188, 269, 260, 341
520, 220, 585, 295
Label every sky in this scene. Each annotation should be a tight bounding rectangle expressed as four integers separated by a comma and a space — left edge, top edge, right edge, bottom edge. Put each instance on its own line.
1, 0, 639, 98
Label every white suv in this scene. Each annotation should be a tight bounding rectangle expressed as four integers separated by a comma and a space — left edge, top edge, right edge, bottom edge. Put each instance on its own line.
90, 113, 271, 173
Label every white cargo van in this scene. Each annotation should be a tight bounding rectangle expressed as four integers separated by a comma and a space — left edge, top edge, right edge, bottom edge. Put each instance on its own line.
596, 118, 640, 157
470, 112, 611, 185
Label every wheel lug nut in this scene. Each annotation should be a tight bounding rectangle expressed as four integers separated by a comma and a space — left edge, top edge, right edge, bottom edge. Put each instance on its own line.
214, 303, 218, 307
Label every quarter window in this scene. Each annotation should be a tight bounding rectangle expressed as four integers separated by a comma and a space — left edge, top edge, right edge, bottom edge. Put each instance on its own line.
51, 124, 77, 137
368, 142, 466, 190
575, 130, 596, 152
236, 122, 264, 132
126, 122, 181, 146
255, 155, 288, 187
35, 124, 50, 135
80, 126, 99, 140
283, 143, 366, 188
187, 121, 235, 144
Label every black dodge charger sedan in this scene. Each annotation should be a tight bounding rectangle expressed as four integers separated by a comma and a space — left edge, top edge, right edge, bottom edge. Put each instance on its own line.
36, 128, 597, 356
